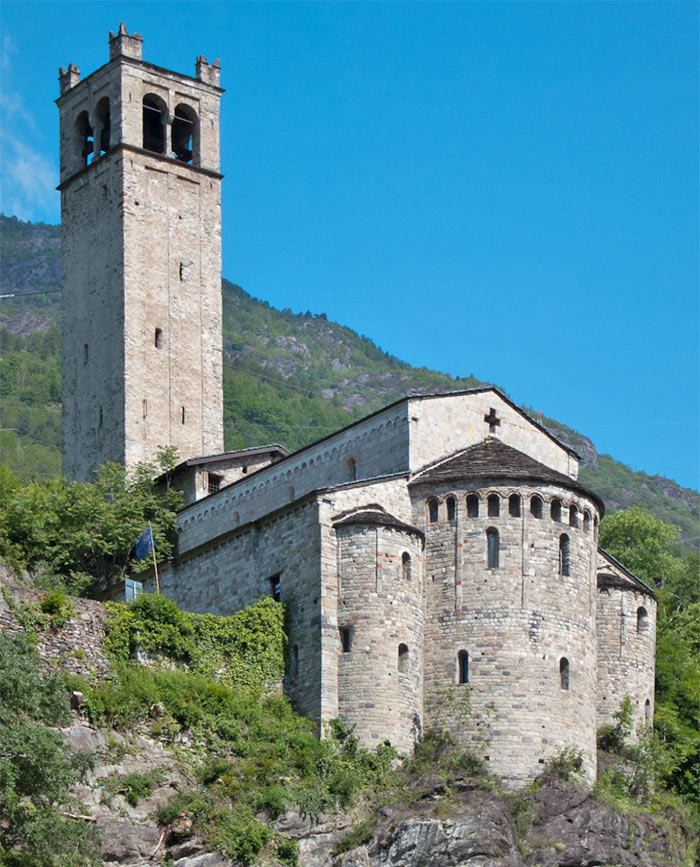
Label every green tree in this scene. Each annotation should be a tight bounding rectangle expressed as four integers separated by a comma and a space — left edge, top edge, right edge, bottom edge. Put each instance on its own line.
0, 633, 99, 866
0, 451, 182, 595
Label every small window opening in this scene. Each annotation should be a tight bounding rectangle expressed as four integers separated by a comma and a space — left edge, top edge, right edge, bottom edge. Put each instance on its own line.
644, 698, 651, 725
637, 607, 649, 634
172, 103, 197, 163
288, 486, 295, 501
583, 511, 591, 533
530, 495, 543, 519
95, 96, 110, 154
154, 327, 163, 348
143, 95, 166, 153
551, 499, 562, 522
508, 494, 521, 517
181, 406, 186, 424
569, 504, 579, 528
242, 466, 248, 474
98, 406, 103, 429
75, 110, 94, 166
401, 552, 411, 581
340, 627, 352, 653
142, 399, 147, 421
347, 457, 357, 481
487, 494, 500, 517
398, 643, 409, 673
458, 650, 469, 684
208, 472, 223, 494
83, 343, 89, 364
466, 494, 479, 518
446, 496, 456, 521
269, 575, 281, 602
290, 644, 299, 678
179, 262, 185, 281
486, 528, 499, 569
560, 657, 570, 690
428, 498, 439, 523
559, 534, 570, 576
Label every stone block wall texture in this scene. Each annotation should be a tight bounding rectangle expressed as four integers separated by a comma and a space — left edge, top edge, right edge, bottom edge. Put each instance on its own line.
0, 585, 110, 678
58, 31, 223, 481
416, 479, 601, 784
596, 578, 656, 734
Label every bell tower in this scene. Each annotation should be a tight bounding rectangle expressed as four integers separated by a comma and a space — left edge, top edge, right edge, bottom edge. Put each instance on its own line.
57, 24, 224, 481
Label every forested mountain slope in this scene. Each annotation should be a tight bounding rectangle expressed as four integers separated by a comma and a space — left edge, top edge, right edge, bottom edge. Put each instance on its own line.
1, 215, 697, 550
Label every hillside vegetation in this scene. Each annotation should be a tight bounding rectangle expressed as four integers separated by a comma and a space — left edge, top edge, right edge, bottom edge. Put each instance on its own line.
0, 215, 697, 551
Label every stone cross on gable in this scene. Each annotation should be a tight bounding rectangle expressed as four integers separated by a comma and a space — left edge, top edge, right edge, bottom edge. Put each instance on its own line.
484, 407, 501, 433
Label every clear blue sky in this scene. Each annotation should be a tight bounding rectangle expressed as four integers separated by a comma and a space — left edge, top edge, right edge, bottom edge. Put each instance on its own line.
1, 2, 698, 490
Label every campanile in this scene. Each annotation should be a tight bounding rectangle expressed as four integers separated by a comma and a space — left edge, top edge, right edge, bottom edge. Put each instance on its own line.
57, 24, 224, 480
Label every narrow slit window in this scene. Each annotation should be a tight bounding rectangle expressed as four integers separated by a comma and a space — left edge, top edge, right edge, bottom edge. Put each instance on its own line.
458, 650, 469, 684
340, 627, 352, 653
487, 494, 500, 517
560, 657, 570, 690
154, 327, 163, 348
637, 607, 649, 634
446, 496, 456, 521
398, 643, 409, 673
569, 504, 579, 528
644, 699, 651, 725
509, 494, 521, 517
486, 528, 499, 569
467, 494, 479, 518
84, 343, 89, 364
428, 498, 439, 523
98, 406, 103, 429
401, 552, 411, 581
269, 575, 281, 602
559, 534, 570, 576
551, 499, 562, 522
530, 495, 543, 519
347, 457, 357, 481
181, 406, 186, 425
583, 511, 591, 533
142, 399, 148, 421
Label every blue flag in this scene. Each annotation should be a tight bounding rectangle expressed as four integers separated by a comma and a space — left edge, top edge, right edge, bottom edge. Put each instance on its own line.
134, 524, 154, 559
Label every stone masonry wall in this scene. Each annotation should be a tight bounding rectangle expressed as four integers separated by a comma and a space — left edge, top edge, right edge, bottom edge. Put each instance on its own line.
417, 479, 600, 784
335, 523, 424, 754
0, 584, 110, 678
597, 582, 656, 734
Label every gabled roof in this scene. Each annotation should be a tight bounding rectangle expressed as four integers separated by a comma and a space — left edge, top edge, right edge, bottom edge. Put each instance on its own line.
332, 504, 424, 540
597, 548, 656, 597
157, 445, 290, 481
409, 438, 603, 511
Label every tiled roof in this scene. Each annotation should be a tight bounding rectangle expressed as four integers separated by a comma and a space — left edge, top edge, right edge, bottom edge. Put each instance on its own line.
410, 438, 603, 511
332, 506, 423, 540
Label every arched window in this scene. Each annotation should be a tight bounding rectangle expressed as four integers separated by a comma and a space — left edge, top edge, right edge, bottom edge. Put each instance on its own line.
508, 494, 521, 517
457, 650, 469, 684
446, 496, 456, 521
401, 552, 411, 581
560, 657, 570, 690
340, 627, 352, 653
428, 498, 439, 523
486, 528, 499, 569
559, 534, 570, 577
569, 504, 579, 528
487, 494, 500, 517
583, 510, 591, 533
172, 103, 198, 164
398, 643, 409, 673
637, 607, 649, 633
530, 495, 543, 519
346, 457, 357, 481
94, 96, 110, 154
466, 494, 479, 518
645, 699, 651, 726
74, 110, 94, 166
551, 499, 562, 522
143, 94, 166, 153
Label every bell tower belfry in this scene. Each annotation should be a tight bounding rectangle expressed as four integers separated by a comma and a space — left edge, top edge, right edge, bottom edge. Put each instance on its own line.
57, 25, 224, 481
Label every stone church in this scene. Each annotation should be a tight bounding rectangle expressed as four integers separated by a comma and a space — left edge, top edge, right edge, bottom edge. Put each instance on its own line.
58, 27, 656, 785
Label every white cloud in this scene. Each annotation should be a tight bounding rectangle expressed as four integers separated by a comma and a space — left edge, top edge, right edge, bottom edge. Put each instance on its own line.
0, 129, 58, 220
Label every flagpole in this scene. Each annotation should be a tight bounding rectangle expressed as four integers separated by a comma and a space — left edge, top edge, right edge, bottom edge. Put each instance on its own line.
150, 522, 160, 594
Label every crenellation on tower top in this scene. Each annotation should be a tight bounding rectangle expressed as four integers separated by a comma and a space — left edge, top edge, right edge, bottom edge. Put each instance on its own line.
58, 63, 81, 95
195, 55, 221, 87
108, 22, 143, 61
